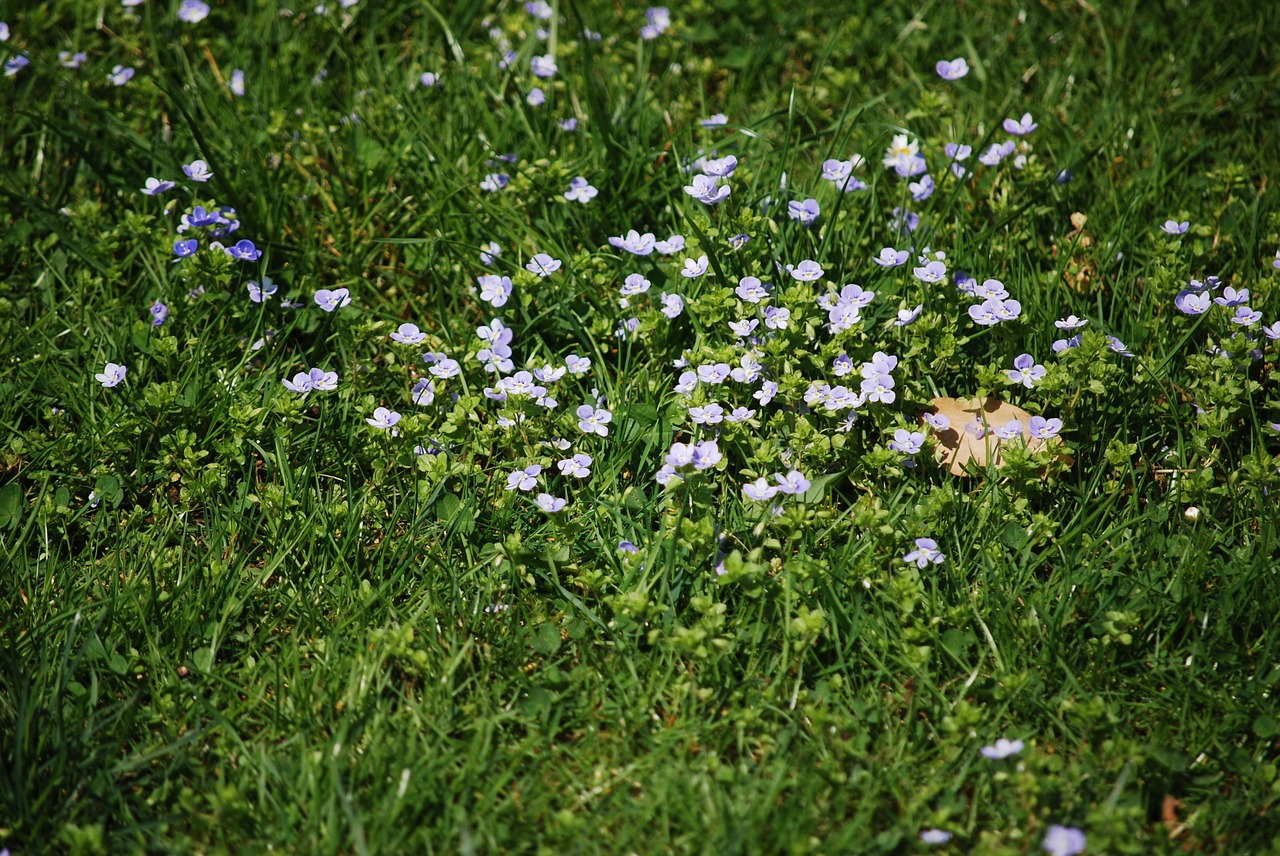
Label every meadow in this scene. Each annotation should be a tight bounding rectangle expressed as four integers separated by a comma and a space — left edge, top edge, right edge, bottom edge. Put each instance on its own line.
2, 0, 1279, 852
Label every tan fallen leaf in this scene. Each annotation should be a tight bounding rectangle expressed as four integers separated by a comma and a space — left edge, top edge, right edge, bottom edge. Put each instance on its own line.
924, 397, 1046, 476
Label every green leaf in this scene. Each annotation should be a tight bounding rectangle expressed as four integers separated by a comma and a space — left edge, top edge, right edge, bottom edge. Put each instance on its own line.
193, 648, 214, 672
530, 623, 562, 656
0, 482, 22, 528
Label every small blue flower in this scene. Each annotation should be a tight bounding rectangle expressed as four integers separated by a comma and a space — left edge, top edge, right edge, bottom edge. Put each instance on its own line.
141, 177, 175, 195
787, 198, 820, 225
935, 57, 968, 80
173, 238, 199, 258
563, 176, 598, 203
4, 54, 29, 77
1161, 219, 1189, 235
1002, 112, 1037, 135
225, 239, 262, 261
903, 538, 945, 567
1006, 353, 1046, 388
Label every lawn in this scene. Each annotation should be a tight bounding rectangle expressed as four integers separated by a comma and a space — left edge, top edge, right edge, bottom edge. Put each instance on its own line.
2, 0, 1279, 853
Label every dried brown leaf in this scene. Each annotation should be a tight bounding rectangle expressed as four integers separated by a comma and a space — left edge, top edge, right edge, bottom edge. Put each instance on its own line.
924, 397, 1046, 476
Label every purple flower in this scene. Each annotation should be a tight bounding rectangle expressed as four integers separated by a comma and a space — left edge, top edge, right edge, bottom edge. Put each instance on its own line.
1175, 290, 1211, 315
558, 453, 592, 478
1215, 286, 1250, 307
618, 273, 651, 297
525, 0, 553, 19
702, 155, 738, 177
654, 234, 686, 254
530, 54, 557, 78
888, 429, 926, 455
282, 371, 313, 394
564, 176, 598, 202
526, 252, 561, 276
641, 6, 671, 38
681, 255, 709, 278
141, 177, 175, 196
173, 238, 199, 258
1006, 353, 1046, 388
150, 301, 169, 325
505, 464, 542, 491
96, 362, 127, 388
535, 493, 567, 513
109, 65, 135, 86
477, 274, 513, 306
411, 378, 435, 406
229, 68, 246, 96
177, 0, 211, 23
1054, 314, 1087, 330
980, 738, 1024, 759
225, 239, 262, 261
789, 260, 824, 282
1106, 335, 1134, 356
660, 293, 685, 318
968, 298, 1001, 325
427, 357, 461, 379
558, 117, 578, 131
420, 71, 440, 87
1042, 826, 1087, 856
889, 207, 920, 233
920, 829, 953, 844
565, 354, 591, 375
390, 322, 426, 344
736, 275, 770, 302
314, 287, 352, 311
688, 403, 724, 424
1231, 306, 1262, 326
687, 440, 720, 470
935, 57, 969, 80
973, 278, 1008, 299
743, 477, 779, 501
913, 260, 947, 283
683, 174, 731, 205
787, 198, 820, 225
903, 537, 945, 567
3, 54, 28, 76
609, 229, 656, 255
1261, 320, 1280, 340
186, 205, 221, 228
764, 305, 791, 330
923, 412, 951, 431
909, 173, 935, 201
774, 470, 811, 495
1029, 415, 1063, 439
894, 305, 922, 326
309, 368, 338, 391
1052, 334, 1082, 353
59, 51, 88, 68
1160, 219, 1189, 235
992, 419, 1023, 440
182, 159, 213, 182
700, 113, 728, 127
1003, 112, 1037, 135
366, 407, 401, 430
576, 404, 612, 436
526, 87, 545, 106
479, 173, 509, 192
874, 247, 909, 267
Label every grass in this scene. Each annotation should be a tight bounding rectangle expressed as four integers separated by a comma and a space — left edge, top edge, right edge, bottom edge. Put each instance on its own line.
2, 0, 1280, 853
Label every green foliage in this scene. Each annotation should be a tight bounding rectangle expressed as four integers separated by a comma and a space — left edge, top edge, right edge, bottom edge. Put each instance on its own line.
1, 0, 1280, 854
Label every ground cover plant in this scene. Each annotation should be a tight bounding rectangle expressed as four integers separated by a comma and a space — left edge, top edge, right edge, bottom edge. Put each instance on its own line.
2, 0, 1280, 852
